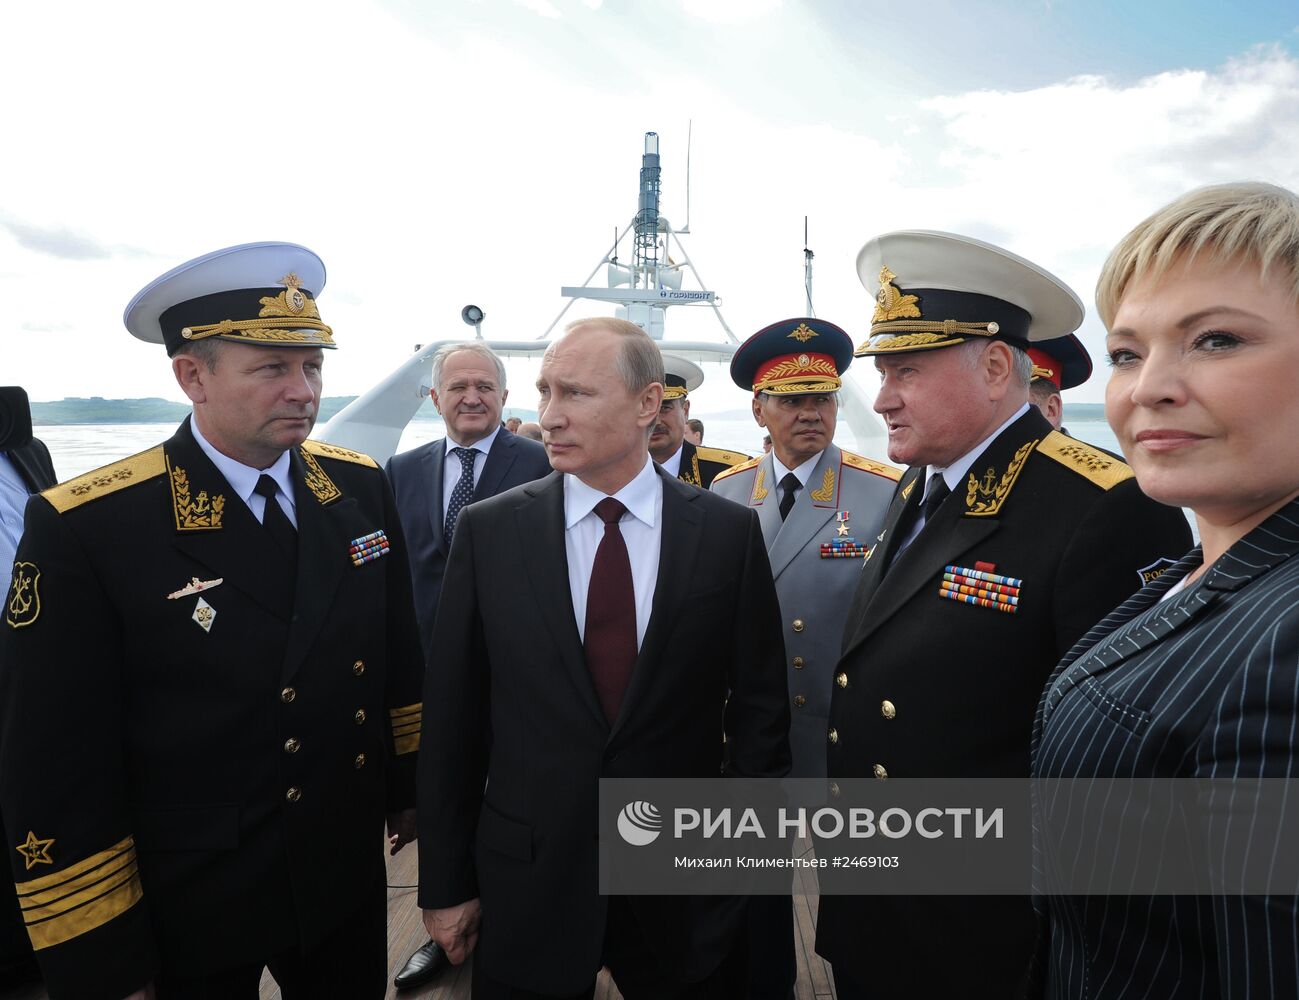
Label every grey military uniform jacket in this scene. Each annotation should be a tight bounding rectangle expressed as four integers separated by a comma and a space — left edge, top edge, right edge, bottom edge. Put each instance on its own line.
712, 444, 898, 777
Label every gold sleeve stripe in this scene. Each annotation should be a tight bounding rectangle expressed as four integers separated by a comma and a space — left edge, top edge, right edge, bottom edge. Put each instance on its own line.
394, 732, 421, 755
15, 836, 134, 894
42, 448, 167, 514
301, 440, 379, 469
15, 837, 143, 950
390, 702, 422, 755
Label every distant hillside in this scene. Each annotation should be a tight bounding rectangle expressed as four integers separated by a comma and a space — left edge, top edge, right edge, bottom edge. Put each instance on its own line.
1062, 402, 1106, 421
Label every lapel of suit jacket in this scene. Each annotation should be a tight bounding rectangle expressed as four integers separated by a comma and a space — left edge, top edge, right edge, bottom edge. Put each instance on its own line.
7, 441, 55, 493
426, 438, 447, 554
610, 470, 703, 742
474, 429, 517, 501
767, 446, 839, 580
164, 420, 291, 620
840, 465, 920, 651
840, 412, 1051, 660
749, 453, 783, 550
281, 447, 351, 682
516, 472, 607, 727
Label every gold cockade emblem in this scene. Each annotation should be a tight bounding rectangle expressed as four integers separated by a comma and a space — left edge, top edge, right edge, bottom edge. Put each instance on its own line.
788, 323, 818, 343
873, 265, 922, 323
260, 273, 321, 321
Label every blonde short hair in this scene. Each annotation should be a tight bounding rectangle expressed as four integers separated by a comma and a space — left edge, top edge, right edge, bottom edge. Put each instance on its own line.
1096, 181, 1299, 327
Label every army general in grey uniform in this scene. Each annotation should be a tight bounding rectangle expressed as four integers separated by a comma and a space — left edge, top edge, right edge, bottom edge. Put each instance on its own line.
712, 318, 897, 779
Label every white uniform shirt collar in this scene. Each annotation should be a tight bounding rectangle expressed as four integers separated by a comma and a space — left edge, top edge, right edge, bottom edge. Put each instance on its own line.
926, 403, 1030, 497
660, 442, 685, 478
771, 450, 823, 488
446, 423, 500, 456
565, 455, 660, 531
190, 415, 295, 513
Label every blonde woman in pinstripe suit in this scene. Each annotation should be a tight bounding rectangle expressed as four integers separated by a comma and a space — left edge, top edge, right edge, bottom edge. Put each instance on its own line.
1034, 182, 1299, 999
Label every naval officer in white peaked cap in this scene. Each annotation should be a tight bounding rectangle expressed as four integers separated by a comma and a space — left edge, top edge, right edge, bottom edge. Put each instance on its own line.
0, 242, 424, 999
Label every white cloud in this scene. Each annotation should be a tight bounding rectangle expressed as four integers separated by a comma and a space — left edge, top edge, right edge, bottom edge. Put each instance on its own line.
516, 0, 562, 17
679, 0, 782, 25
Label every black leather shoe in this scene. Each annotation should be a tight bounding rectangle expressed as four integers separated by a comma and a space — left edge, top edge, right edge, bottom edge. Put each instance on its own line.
394, 939, 450, 990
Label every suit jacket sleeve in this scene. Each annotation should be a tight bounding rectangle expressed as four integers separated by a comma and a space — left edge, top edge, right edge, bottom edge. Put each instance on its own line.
1192, 612, 1299, 996
0, 497, 157, 998
1051, 479, 1192, 656
381, 469, 426, 811
417, 502, 491, 909
721, 508, 792, 779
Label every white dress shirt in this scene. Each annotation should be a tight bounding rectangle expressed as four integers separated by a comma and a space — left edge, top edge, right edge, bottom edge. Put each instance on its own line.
660, 442, 684, 479
441, 425, 500, 523
772, 450, 822, 491
895, 403, 1030, 554
564, 456, 662, 648
191, 417, 297, 527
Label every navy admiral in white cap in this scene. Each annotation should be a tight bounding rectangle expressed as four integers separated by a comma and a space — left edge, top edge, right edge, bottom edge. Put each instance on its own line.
814, 233, 1192, 1000
0, 243, 424, 999
649, 354, 748, 488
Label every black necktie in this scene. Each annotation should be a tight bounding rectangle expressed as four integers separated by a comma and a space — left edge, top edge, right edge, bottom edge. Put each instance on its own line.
254, 475, 297, 562
585, 498, 636, 724
921, 473, 950, 524
444, 447, 477, 542
778, 473, 802, 522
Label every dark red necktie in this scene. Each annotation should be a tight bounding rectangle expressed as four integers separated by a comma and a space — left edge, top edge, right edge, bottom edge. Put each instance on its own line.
584, 497, 637, 724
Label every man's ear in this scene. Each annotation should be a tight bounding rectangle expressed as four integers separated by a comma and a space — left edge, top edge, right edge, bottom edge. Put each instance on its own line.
173, 355, 209, 405
683, 398, 691, 419
637, 382, 665, 428
983, 342, 1014, 401
751, 394, 767, 428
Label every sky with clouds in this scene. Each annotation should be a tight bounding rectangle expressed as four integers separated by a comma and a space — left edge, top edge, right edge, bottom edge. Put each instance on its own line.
2, 0, 1297, 422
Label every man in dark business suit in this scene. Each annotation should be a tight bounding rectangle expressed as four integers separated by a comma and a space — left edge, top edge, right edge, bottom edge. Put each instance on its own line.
418, 316, 791, 999
816, 232, 1193, 1000
386, 343, 551, 660
0, 406, 57, 987
385, 342, 550, 988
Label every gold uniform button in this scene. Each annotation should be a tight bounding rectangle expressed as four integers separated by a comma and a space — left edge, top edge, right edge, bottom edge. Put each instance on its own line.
873, 764, 888, 780
354, 753, 367, 769
355, 709, 367, 724
284, 737, 301, 754
829, 782, 841, 798
353, 660, 365, 677
792, 619, 805, 632
793, 695, 806, 708
792, 657, 805, 670
881, 700, 897, 720
281, 687, 296, 704
836, 672, 848, 689
286, 787, 302, 802
828, 728, 839, 744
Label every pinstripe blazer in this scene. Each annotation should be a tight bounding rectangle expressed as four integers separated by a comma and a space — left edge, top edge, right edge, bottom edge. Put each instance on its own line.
1032, 497, 1299, 1000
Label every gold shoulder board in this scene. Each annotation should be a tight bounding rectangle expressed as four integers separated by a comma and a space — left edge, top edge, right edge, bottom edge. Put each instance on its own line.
302, 439, 379, 469
841, 451, 903, 482
1035, 431, 1133, 490
42, 446, 167, 514
711, 454, 763, 484
695, 446, 750, 467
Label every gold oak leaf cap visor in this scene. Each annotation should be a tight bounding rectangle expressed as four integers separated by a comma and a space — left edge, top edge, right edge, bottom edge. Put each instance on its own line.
123, 241, 335, 355
854, 230, 1084, 357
